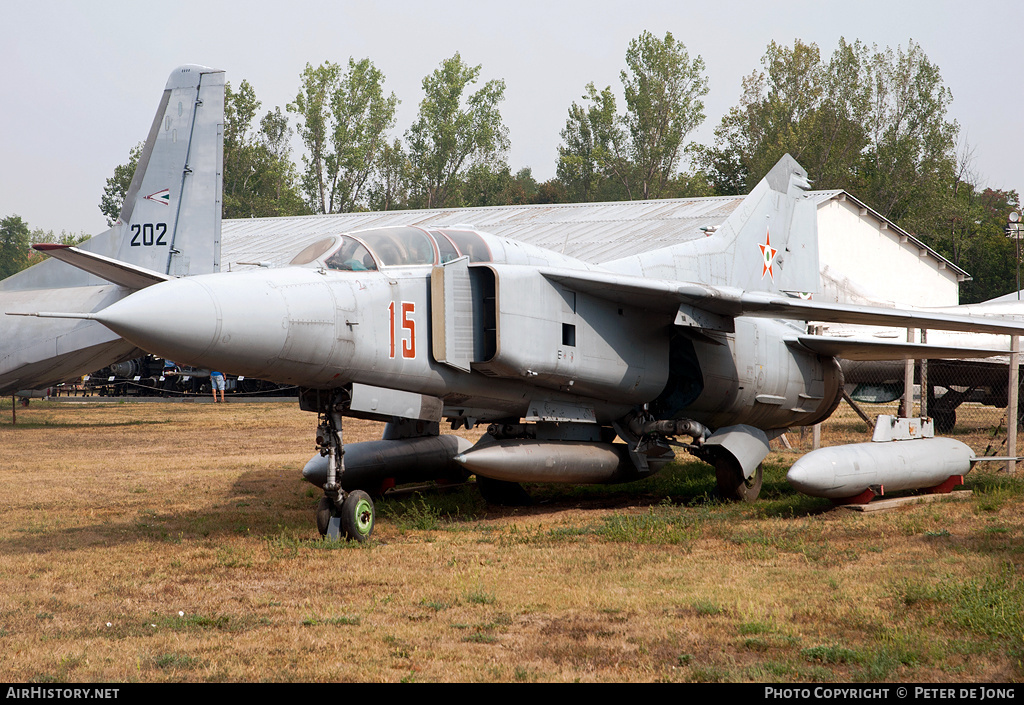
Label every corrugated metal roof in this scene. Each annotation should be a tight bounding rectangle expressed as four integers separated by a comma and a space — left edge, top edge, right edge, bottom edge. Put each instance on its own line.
221, 191, 966, 276
221, 195, 745, 270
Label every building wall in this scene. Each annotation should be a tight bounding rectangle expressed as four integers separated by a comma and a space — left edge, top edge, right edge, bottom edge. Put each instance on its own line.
815, 196, 960, 308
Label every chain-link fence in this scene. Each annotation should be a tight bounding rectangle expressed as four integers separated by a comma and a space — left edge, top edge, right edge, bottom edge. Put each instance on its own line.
807, 356, 1022, 463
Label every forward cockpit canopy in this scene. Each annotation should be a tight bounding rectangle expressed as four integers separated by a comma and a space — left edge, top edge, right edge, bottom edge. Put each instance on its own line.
288, 226, 493, 271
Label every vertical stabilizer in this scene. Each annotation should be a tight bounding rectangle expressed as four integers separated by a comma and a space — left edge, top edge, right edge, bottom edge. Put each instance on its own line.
602, 155, 819, 294
1, 65, 224, 293
115, 65, 224, 277
699, 154, 817, 293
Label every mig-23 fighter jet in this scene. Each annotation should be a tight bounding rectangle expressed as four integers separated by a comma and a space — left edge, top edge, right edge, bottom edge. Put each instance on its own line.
20, 150, 1024, 541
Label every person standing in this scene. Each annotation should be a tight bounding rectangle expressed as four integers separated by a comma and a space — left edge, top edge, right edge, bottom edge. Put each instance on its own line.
210, 370, 226, 403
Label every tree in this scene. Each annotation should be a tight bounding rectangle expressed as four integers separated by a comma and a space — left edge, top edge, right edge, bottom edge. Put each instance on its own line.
703, 38, 959, 225
23, 227, 91, 268
928, 156, 1021, 304
619, 30, 709, 199
701, 38, 872, 194
0, 215, 31, 280
289, 59, 399, 213
223, 80, 306, 218
461, 165, 541, 207
99, 142, 143, 226
255, 106, 308, 216
701, 38, 1024, 297
556, 32, 709, 201
858, 40, 959, 230
367, 138, 412, 212
556, 83, 623, 202
405, 53, 510, 208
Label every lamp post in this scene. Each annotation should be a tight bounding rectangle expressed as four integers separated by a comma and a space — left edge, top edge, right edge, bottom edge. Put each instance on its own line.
1008, 211, 1024, 299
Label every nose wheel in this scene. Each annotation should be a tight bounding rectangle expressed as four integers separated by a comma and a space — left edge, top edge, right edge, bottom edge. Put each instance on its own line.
317, 490, 375, 542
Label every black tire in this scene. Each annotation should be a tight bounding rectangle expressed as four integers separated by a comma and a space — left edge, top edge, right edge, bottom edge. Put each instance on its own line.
316, 496, 333, 537
932, 409, 956, 434
340, 490, 375, 542
714, 457, 763, 502
476, 476, 532, 506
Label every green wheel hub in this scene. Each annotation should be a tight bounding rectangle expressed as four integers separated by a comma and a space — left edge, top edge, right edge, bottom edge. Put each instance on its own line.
341, 490, 374, 542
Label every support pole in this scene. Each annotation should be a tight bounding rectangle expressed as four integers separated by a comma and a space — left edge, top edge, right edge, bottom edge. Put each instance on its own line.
842, 389, 875, 427
903, 328, 916, 418
920, 329, 928, 419
812, 322, 822, 449
1009, 335, 1019, 475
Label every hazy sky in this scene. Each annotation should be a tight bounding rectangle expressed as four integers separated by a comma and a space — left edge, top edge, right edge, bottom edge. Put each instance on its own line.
4, 0, 1022, 236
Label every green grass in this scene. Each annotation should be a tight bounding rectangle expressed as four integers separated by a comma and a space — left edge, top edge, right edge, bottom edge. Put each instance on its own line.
302, 614, 361, 626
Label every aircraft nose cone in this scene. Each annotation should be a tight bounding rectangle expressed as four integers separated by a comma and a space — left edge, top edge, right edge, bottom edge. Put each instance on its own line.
94, 277, 221, 363
91, 269, 348, 384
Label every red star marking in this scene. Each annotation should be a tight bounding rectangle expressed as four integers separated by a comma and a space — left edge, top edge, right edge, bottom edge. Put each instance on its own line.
759, 229, 777, 281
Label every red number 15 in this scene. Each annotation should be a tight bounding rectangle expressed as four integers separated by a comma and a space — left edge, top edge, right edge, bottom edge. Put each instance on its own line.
388, 301, 416, 359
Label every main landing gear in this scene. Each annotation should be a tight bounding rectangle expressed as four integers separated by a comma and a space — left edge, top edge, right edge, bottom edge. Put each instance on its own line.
314, 403, 375, 542
714, 456, 763, 502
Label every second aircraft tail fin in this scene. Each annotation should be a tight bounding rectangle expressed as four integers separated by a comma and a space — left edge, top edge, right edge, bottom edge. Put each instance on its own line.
1, 64, 224, 293
113, 64, 224, 277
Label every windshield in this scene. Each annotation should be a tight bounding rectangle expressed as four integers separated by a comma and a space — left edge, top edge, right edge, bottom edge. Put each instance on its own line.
325, 237, 378, 272
289, 237, 339, 266
353, 227, 436, 267
438, 229, 492, 262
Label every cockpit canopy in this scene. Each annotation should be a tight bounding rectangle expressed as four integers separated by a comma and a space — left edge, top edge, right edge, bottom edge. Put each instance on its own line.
288, 226, 493, 271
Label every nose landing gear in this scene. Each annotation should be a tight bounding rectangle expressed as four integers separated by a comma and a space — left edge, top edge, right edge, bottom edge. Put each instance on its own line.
315, 399, 375, 542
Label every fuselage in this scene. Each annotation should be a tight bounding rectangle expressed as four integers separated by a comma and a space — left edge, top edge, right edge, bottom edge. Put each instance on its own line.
88, 225, 844, 431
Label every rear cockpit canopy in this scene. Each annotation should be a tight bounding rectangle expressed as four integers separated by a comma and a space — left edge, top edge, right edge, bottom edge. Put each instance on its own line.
287, 226, 493, 271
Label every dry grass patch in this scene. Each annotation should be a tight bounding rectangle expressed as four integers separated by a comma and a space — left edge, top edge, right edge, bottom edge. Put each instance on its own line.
1, 398, 1022, 682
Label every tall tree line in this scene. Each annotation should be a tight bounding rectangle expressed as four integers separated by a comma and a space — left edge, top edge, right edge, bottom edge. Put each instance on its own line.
5, 33, 1018, 300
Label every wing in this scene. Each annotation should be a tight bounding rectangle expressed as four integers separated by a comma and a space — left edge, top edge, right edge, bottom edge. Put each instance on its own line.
794, 336, 1009, 361
541, 268, 1024, 339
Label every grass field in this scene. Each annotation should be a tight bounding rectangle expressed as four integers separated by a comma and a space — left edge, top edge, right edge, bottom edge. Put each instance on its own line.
1, 399, 1022, 683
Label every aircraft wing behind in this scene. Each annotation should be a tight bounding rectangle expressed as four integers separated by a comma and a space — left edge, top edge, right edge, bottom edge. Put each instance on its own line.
33, 245, 173, 291
794, 336, 1009, 361
541, 269, 1024, 337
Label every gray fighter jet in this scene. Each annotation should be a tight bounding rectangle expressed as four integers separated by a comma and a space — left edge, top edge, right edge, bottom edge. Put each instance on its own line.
19, 153, 1024, 541
0, 64, 224, 396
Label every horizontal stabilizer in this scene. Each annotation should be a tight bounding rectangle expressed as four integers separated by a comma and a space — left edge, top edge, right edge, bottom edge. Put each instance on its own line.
33, 244, 172, 290
794, 336, 1008, 361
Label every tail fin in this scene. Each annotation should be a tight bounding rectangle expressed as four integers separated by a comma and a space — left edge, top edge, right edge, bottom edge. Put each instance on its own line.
0, 65, 224, 292
701, 154, 818, 294
114, 65, 224, 276
601, 155, 819, 294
